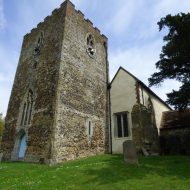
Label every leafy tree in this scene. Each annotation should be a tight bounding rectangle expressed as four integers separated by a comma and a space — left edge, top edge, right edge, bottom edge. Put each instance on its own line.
0, 113, 4, 138
149, 13, 190, 110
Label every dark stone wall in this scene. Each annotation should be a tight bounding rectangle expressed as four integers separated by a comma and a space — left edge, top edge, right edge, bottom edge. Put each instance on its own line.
131, 104, 159, 154
160, 128, 190, 155
160, 110, 190, 155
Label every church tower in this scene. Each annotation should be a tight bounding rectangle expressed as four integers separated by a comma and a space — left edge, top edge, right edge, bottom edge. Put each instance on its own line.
1, 0, 109, 164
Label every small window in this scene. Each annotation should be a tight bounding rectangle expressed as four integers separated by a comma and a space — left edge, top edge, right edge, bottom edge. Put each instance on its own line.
114, 112, 129, 138
34, 32, 44, 55
86, 119, 93, 137
88, 121, 91, 136
86, 34, 96, 58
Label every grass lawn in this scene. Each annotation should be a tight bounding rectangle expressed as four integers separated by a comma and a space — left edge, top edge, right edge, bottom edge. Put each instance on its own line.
0, 155, 190, 190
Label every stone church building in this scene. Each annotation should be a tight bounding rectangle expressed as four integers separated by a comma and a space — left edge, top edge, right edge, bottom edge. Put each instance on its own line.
110, 67, 171, 154
0, 0, 170, 164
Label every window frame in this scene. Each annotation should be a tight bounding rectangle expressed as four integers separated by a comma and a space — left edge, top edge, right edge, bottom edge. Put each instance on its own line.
20, 90, 34, 126
86, 119, 93, 138
85, 33, 96, 58
114, 111, 129, 138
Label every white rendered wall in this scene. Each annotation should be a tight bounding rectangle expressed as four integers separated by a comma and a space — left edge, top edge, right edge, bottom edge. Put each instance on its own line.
110, 68, 171, 154
110, 69, 136, 154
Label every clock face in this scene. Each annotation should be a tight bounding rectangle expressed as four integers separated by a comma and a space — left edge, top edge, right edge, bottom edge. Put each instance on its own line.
86, 33, 96, 58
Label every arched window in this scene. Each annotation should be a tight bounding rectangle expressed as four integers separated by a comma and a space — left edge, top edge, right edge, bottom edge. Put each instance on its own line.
21, 90, 34, 126
86, 34, 96, 58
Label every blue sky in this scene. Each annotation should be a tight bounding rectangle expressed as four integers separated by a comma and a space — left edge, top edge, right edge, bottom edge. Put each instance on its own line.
0, 0, 190, 116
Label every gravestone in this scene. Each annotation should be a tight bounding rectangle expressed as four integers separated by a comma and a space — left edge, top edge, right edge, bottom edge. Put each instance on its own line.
123, 140, 138, 165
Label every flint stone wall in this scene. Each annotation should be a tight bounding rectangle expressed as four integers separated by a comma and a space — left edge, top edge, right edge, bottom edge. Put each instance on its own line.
0, 1, 109, 164
51, 2, 109, 163
160, 110, 190, 155
1, 4, 67, 163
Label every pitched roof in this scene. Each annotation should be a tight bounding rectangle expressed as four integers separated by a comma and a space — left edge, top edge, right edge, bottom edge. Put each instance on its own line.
110, 66, 172, 110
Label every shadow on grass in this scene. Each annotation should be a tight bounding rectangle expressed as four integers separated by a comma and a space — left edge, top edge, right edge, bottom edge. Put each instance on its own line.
1, 154, 190, 190
82, 155, 190, 186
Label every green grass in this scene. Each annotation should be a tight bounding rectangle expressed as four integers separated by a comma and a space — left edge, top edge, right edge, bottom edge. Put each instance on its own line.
0, 155, 190, 190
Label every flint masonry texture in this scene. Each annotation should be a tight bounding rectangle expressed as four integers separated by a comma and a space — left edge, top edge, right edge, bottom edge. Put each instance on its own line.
0, 0, 109, 164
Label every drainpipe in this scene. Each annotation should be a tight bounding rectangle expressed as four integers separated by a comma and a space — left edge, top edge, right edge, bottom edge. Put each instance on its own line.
108, 84, 112, 154
104, 39, 112, 154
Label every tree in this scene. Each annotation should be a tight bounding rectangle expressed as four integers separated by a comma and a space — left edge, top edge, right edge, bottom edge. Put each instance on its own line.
149, 13, 190, 110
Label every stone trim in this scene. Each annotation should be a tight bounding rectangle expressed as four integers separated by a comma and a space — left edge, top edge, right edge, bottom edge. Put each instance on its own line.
135, 82, 140, 104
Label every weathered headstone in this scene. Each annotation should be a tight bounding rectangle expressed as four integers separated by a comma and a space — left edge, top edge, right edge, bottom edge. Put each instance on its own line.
123, 140, 138, 165
0, 153, 3, 162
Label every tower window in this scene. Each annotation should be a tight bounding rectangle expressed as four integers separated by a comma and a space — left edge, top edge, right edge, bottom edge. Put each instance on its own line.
34, 32, 44, 55
21, 90, 34, 126
86, 119, 93, 137
86, 34, 96, 58
88, 121, 91, 136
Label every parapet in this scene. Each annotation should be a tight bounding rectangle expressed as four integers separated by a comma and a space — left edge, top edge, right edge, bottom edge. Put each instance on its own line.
24, 0, 107, 41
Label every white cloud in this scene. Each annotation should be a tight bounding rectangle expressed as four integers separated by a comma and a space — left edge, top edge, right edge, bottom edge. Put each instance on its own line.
0, 0, 6, 29
1, 0, 190, 116
105, 0, 190, 41
109, 39, 181, 102
109, 40, 162, 82
0, 0, 89, 116
151, 80, 181, 102
106, 0, 190, 102
155, 0, 190, 17
105, 0, 144, 35
10, 0, 88, 38
0, 45, 18, 116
